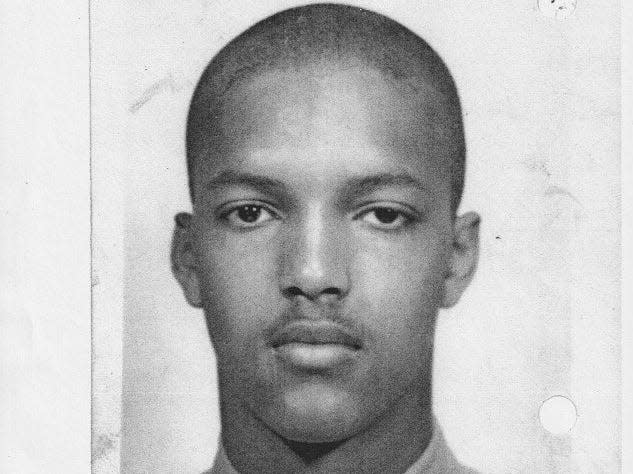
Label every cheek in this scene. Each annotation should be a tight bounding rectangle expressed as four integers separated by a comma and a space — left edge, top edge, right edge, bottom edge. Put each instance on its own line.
354, 236, 449, 346
358, 231, 449, 299
194, 228, 280, 346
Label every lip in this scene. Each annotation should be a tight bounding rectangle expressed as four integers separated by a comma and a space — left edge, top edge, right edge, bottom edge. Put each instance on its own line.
271, 321, 362, 349
271, 321, 362, 370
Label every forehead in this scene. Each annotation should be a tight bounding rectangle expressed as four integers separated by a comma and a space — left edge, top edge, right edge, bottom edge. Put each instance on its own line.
195, 61, 454, 189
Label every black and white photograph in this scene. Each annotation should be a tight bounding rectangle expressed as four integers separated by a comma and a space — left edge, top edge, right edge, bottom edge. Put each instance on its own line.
1, 1, 628, 473
96, 1, 622, 473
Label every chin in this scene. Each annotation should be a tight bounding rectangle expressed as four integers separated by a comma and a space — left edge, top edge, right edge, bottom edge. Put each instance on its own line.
263, 383, 370, 443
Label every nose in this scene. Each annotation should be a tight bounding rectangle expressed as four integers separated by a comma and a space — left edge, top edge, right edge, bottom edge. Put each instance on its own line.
278, 206, 351, 302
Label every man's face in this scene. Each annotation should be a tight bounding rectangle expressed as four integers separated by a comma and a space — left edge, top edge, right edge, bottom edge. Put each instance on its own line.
177, 63, 472, 443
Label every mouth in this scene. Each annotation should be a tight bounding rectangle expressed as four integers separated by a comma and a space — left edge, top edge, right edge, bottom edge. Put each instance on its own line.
271, 321, 362, 370
271, 322, 362, 349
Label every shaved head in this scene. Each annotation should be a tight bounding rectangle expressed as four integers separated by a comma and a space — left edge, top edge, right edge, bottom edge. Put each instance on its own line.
174, 5, 481, 465
187, 3, 466, 211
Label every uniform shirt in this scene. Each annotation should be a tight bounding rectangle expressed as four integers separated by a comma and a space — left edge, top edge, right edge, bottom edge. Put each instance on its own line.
206, 420, 478, 474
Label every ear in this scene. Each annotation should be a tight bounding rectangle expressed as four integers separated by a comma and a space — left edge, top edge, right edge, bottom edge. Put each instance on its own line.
171, 212, 203, 308
441, 211, 480, 308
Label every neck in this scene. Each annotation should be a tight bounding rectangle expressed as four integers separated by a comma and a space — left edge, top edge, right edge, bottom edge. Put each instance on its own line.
219, 386, 434, 474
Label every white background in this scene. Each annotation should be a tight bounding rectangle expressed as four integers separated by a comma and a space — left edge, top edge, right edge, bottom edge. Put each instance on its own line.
1, 2, 91, 473
1, 1, 630, 473
103, 1, 622, 472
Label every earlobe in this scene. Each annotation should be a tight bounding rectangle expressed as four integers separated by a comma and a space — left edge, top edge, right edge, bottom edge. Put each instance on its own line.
171, 212, 203, 308
441, 211, 480, 308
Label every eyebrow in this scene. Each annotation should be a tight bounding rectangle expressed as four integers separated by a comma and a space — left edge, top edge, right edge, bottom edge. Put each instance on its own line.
203, 170, 427, 199
342, 173, 428, 196
204, 170, 289, 195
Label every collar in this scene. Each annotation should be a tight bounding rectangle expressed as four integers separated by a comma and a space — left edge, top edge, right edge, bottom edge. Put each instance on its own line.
206, 418, 476, 474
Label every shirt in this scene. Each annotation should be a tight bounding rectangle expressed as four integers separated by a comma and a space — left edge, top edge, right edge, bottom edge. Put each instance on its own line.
205, 420, 478, 474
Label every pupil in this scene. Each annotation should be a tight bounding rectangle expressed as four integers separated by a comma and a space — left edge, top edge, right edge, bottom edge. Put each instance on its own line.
237, 205, 261, 223
374, 208, 398, 224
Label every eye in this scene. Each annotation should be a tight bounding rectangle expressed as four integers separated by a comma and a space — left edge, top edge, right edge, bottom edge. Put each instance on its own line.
358, 206, 412, 230
222, 204, 277, 228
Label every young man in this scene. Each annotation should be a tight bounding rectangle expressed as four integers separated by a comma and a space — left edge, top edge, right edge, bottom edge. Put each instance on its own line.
172, 4, 480, 473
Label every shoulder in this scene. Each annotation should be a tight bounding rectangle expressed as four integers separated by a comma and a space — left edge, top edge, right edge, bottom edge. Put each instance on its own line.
454, 464, 481, 474
423, 421, 481, 474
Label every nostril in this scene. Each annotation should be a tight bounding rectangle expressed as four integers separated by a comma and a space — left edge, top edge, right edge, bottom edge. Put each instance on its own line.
282, 286, 305, 298
322, 287, 341, 296
281, 286, 342, 300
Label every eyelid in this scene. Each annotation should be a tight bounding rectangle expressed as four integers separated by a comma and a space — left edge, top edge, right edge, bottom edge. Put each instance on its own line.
352, 202, 422, 232
216, 201, 284, 231
352, 201, 420, 220
217, 199, 283, 219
